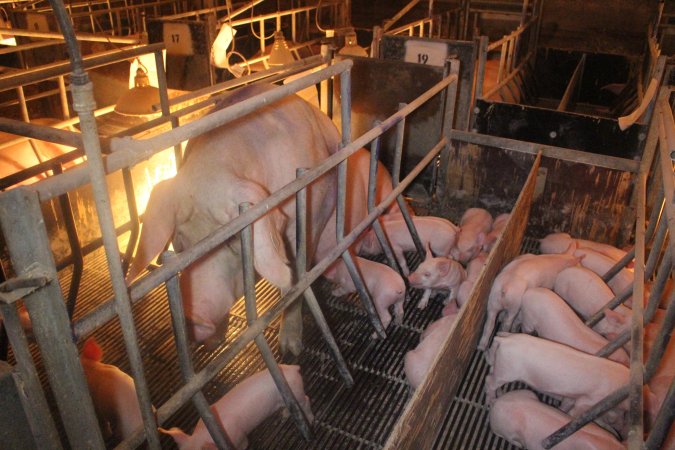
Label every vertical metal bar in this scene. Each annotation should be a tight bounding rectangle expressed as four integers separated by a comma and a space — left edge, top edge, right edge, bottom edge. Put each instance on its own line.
645, 378, 675, 450
239, 202, 313, 441
259, 20, 265, 54
437, 60, 460, 206
367, 128, 404, 274
154, 49, 183, 169
474, 36, 488, 101
462, 0, 471, 40
121, 168, 140, 274
391, 102, 424, 258
58, 75, 70, 118
0, 187, 104, 449
295, 168, 353, 387
53, 164, 83, 318
0, 303, 62, 449
338, 69, 386, 338
16, 86, 29, 122
627, 169, 646, 448
164, 269, 232, 450
51, 0, 161, 442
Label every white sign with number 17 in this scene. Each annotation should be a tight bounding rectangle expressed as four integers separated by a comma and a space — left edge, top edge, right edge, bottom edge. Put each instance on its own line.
403, 40, 448, 67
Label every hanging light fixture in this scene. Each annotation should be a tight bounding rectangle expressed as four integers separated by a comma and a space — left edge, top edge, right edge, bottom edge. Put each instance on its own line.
268, 30, 295, 66
338, 29, 368, 57
114, 64, 161, 116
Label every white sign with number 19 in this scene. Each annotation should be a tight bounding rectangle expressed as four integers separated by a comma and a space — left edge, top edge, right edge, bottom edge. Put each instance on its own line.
403, 40, 448, 67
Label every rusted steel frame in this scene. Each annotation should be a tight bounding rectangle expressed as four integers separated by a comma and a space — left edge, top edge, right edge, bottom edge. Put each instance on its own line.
164, 271, 232, 450
391, 102, 423, 259
542, 385, 629, 449
295, 168, 353, 386
124, 136, 447, 450
239, 202, 313, 441
337, 67, 386, 337
34, 59, 357, 201
584, 218, 666, 328
72, 72, 457, 339
449, 129, 640, 173
645, 377, 675, 450
596, 248, 671, 359
602, 193, 662, 283
0, 188, 104, 448
0, 43, 164, 91
627, 169, 647, 448
0, 301, 62, 448
367, 128, 405, 275
49, 0, 160, 446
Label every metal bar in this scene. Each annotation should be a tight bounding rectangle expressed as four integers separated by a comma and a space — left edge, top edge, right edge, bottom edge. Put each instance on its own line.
644, 281, 675, 381
71, 75, 457, 338
120, 168, 139, 275
0, 117, 82, 147
383, 0, 421, 31
542, 385, 629, 449
0, 303, 61, 448
390, 102, 423, 258
295, 167, 353, 386
165, 272, 232, 450
596, 249, 671, 359
0, 25, 141, 42
368, 129, 405, 274
645, 378, 675, 450
627, 169, 646, 448
0, 43, 164, 91
53, 164, 83, 318
165, 54, 325, 107
35, 58, 353, 200
437, 58, 460, 204
658, 110, 675, 262
57, 75, 70, 118
338, 64, 386, 337
48, 0, 161, 445
602, 194, 662, 282
123, 136, 446, 449
239, 202, 313, 441
449, 129, 640, 173
0, 188, 104, 448
585, 287, 632, 328
474, 35, 488, 100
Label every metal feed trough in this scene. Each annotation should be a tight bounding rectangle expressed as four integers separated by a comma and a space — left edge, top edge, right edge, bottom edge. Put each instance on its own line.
0, 1, 674, 450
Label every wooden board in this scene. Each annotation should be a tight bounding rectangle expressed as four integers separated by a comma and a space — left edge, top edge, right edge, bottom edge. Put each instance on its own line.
383, 152, 541, 450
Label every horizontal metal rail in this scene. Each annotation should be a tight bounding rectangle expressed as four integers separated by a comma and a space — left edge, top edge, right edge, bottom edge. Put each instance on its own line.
72, 70, 458, 339
0, 43, 164, 92
449, 129, 640, 173
0, 26, 142, 44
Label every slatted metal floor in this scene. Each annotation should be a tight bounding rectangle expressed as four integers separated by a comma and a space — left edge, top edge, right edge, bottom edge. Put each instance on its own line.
6, 235, 542, 449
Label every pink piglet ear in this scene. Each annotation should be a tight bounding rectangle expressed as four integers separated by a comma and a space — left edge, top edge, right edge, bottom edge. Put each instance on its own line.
477, 231, 486, 245
564, 241, 578, 255
438, 259, 450, 276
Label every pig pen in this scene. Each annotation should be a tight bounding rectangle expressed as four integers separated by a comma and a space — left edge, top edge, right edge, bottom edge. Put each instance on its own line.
1, 6, 673, 450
